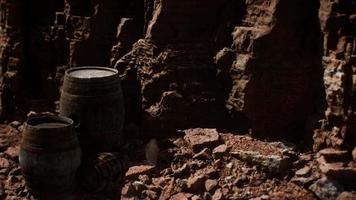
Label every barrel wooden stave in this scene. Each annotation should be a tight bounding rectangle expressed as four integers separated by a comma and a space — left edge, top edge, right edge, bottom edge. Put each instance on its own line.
79, 152, 124, 192
60, 67, 125, 156
19, 115, 81, 199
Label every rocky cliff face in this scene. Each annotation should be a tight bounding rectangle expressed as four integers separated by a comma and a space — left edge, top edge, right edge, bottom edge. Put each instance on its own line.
313, 0, 356, 151
215, 0, 326, 141
0, 0, 355, 148
0, 0, 64, 117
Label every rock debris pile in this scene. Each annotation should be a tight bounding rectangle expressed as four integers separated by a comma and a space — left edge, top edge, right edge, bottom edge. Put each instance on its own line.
120, 129, 356, 200
0, 124, 355, 199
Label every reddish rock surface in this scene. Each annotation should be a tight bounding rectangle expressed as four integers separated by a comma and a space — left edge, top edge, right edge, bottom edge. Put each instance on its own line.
337, 191, 356, 200
184, 129, 220, 153
0, 0, 355, 147
125, 165, 156, 179
0, 0, 355, 199
0, 125, 356, 199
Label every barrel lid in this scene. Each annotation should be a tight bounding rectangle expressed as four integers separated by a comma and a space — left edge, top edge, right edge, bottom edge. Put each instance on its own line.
26, 115, 73, 129
66, 67, 118, 79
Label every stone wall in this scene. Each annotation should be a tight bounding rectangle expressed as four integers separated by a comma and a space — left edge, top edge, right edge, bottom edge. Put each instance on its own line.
0, 0, 63, 118
314, 0, 356, 151
0, 0, 355, 148
216, 0, 326, 141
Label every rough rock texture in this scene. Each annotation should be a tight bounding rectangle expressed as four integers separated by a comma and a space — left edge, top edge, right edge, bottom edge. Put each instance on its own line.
313, 0, 356, 151
65, 0, 143, 67
309, 177, 344, 200
0, 0, 144, 119
113, 0, 229, 132
118, 128, 353, 199
0, 0, 64, 118
337, 191, 356, 200
216, 0, 326, 141
0, 1, 356, 199
1, 124, 356, 199
0, 0, 355, 144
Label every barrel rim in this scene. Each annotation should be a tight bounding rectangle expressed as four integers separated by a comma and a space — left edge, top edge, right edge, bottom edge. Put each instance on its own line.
65, 66, 118, 81
25, 115, 73, 130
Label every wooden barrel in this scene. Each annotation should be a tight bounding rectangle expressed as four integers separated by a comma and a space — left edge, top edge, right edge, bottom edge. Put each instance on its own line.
59, 66, 125, 157
19, 115, 81, 199
79, 152, 126, 192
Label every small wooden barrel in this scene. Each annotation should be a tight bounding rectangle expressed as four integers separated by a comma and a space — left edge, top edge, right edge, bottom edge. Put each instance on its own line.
60, 66, 125, 157
19, 115, 81, 199
79, 152, 125, 192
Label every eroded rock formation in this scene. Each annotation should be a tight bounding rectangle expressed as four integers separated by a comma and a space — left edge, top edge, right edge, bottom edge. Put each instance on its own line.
313, 0, 356, 151
215, 0, 326, 141
0, 0, 355, 147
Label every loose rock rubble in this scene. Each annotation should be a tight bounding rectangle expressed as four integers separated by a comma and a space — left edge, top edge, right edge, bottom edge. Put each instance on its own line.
120, 129, 356, 200
1, 125, 356, 200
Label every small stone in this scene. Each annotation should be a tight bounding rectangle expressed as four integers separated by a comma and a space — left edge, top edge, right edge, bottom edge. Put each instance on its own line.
152, 177, 171, 187
161, 167, 173, 176
184, 128, 220, 152
132, 181, 146, 192
173, 138, 187, 148
187, 175, 206, 192
213, 145, 227, 157
5, 146, 19, 160
144, 190, 158, 199
138, 175, 150, 184
212, 188, 223, 200
0, 139, 9, 152
125, 165, 155, 179
352, 147, 356, 162
8, 167, 21, 176
18, 125, 25, 133
193, 148, 212, 160
224, 176, 233, 185
191, 195, 201, 200
175, 178, 188, 192
146, 185, 161, 193
171, 193, 188, 200
235, 175, 248, 188
171, 193, 192, 200
230, 150, 292, 175
336, 191, 356, 200
203, 192, 212, 199
0, 158, 10, 169
121, 183, 138, 199
260, 195, 270, 200
205, 179, 218, 192
300, 154, 313, 162
318, 156, 356, 182
226, 162, 233, 169
173, 163, 190, 177
291, 176, 317, 186
9, 121, 21, 128
309, 177, 344, 200
295, 166, 311, 176
159, 179, 175, 200
318, 148, 349, 162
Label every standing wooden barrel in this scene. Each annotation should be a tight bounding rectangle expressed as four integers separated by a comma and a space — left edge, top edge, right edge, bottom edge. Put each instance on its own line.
60, 66, 125, 157
79, 152, 126, 192
19, 115, 81, 199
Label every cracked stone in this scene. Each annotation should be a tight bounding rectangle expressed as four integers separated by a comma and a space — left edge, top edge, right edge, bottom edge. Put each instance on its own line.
309, 177, 344, 200
205, 179, 218, 192
184, 129, 220, 152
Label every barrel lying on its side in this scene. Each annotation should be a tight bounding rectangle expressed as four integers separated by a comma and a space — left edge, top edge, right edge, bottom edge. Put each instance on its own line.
79, 152, 126, 192
19, 115, 81, 199
60, 66, 125, 157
